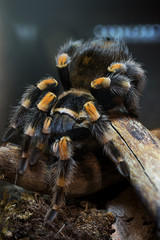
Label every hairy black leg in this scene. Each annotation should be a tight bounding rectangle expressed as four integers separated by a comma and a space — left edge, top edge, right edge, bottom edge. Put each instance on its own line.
28, 116, 53, 166
84, 101, 129, 177
108, 60, 146, 92
56, 53, 71, 90
108, 60, 146, 116
2, 77, 58, 142
91, 75, 139, 116
124, 87, 140, 117
18, 93, 57, 174
56, 40, 82, 91
18, 111, 44, 174
90, 60, 145, 116
90, 74, 132, 113
45, 136, 76, 221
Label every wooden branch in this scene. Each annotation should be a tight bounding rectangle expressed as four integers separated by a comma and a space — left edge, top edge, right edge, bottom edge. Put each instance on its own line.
0, 142, 122, 197
109, 116, 160, 233
0, 116, 160, 232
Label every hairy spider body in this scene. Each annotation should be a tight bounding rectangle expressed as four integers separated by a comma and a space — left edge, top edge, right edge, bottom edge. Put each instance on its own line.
3, 38, 146, 221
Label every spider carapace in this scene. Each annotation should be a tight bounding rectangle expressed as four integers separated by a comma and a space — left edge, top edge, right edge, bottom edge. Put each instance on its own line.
3, 38, 146, 221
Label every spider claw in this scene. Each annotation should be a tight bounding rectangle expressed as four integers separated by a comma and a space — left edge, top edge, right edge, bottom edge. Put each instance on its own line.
18, 158, 28, 174
29, 148, 41, 166
117, 161, 130, 177
2, 127, 16, 142
45, 208, 58, 222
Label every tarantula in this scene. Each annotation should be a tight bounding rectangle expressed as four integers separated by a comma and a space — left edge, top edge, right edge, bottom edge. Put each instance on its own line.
3, 38, 146, 221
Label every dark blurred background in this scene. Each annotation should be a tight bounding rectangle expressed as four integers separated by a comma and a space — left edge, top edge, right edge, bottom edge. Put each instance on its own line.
0, 0, 160, 143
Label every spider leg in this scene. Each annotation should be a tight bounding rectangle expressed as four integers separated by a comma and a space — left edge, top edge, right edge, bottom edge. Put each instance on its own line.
91, 60, 145, 117
19, 92, 57, 174
56, 53, 71, 90
28, 116, 53, 166
45, 136, 76, 221
108, 60, 145, 92
2, 77, 58, 142
56, 40, 83, 91
84, 101, 129, 177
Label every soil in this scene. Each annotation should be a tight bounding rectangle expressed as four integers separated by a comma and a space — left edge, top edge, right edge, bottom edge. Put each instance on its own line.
0, 192, 115, 240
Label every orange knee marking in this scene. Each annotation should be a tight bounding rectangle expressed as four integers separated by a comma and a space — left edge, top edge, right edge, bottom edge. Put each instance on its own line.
52, 140, 59, 154
43, 117, 52, 134
121, 81, 131, 90
37, 92, 57, 112
37, 78, 58, 90
82, 56, 92, 65
36, 142, 45, 150
59, 137, 71, 160
52, 205, 59, 211
91, 77, 111, 89
84, 101, 100, 122
57, 177, 66, 187
22, 98, 31, 108
22, 152, 27, 158
57, 53, 69, 68
108, 63, 123, 72
25, 124, 35, 136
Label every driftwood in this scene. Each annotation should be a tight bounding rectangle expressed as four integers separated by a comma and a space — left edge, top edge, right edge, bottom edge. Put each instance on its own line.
0, 116, 160, 237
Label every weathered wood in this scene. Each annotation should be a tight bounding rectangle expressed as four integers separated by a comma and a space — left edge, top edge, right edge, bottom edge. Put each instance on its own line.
109, 116, 160, 233
0, 143, 122, 197
0, 117, 160, 234
107, 187, 158, 240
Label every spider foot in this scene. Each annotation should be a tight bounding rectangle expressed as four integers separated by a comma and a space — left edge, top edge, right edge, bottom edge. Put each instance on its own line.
29, 148, 41, 166
45, 206, 58, 221
116, 159, 130, 177
48, 136, 76, 221
18, 157, 28, 175
29, 138, 46, 166
2, 126, 17, 142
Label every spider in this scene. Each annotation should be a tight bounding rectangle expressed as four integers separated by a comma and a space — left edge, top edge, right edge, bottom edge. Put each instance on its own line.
2, 38, 146, 221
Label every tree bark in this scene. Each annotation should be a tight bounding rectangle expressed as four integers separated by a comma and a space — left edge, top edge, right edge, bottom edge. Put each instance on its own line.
0, 116, 160, 234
